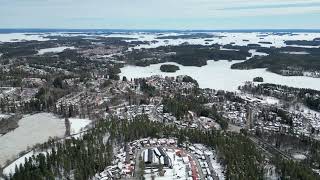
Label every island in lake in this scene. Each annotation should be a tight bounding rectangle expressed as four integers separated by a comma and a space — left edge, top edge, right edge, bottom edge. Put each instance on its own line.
160, 64, 180, 72
253, 77, 264, 82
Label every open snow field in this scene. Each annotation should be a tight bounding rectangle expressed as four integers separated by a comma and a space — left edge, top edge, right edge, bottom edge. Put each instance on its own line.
0, 113, 65, 167
69, 118, 91, 134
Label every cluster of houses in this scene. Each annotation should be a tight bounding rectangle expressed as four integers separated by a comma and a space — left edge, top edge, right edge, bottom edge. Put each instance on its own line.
94, 144, 135, 180
210, 90, 320, 138
21, 78, 46, 88
94, 136, 225, 180
80, 45, 124, 60
187, 144, 224, 180
143, 75, 197, 96
115, 104, 155, 120
0, 87, 39, 113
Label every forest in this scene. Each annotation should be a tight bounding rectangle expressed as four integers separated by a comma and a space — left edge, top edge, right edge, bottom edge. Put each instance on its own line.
253, 77, 264, 82
125, 44, 251, 67
285, 39, 320, 46
159, 64, 180, 72
231, 53, 320, 75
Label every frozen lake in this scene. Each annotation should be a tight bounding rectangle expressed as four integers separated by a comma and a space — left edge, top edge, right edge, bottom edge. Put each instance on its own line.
117, 31, 320, 91
120, 61, 320, 92
0, 113, 65, 167
0, 33, 50, 42
0, 32, 319, 49
111, 32, 320, 50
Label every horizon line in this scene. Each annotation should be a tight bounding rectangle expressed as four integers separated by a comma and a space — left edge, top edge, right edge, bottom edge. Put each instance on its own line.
0, 28, 320, 33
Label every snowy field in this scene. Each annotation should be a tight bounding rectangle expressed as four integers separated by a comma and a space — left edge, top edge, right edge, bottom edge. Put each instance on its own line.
120, 61, 320, 92
37, 46, 75, 55
292, 153, 307, 160
0, 113, 65, 167
69, 118, 91, 134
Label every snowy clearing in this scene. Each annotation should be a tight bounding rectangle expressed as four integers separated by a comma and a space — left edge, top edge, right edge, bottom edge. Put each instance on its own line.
69, 118, 91, 134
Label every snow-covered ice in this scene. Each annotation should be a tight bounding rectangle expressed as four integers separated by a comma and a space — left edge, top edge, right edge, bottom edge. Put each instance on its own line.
117, 32, 320, 92
120, 61, 320, 92
0, 33, 50, 42
0, 113, 65, 167
0, 31, 319, 49
109, 32, 320, 50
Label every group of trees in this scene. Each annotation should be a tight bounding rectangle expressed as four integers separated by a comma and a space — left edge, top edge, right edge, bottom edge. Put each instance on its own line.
208, 105, 229, 130
273, 156, 319, 180
139, 79, 157, 97
260, 133, 320, 179
231, 53, 320, 76
125, 44, 251, 67
0, 40, 56, 58
162, 94, 229, 130
181, 75, 199, 87
285, 39, 320, 46
159, 64, 180, 72
161, 45, 250, 66
253, 77, 264, 82
224, 41, 320, 77
258, 133, 320, 179
162, 94, 207, 119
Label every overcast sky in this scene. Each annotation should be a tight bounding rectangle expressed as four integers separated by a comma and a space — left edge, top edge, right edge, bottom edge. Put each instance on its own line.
0, 0, 320, 29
